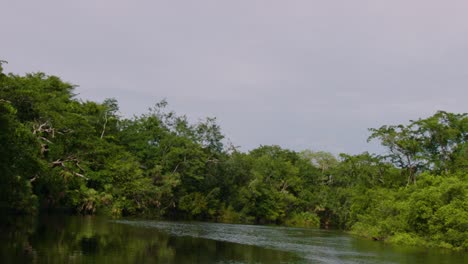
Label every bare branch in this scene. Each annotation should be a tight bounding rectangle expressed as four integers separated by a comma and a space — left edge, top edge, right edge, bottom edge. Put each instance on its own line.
73, 172, 89, 180
30, 175, 39, 182
172, 163, 180, 174
100, 111, 108, 139
33, 121, 55, 138
50, 157, 88, 180
39, 136, 53, 144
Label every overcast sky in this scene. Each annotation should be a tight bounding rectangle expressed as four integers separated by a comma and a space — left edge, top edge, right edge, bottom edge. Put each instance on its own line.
2, 0, 467, 154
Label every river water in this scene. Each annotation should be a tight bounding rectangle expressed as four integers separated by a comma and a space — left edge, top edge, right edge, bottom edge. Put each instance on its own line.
0, 215, 465, 263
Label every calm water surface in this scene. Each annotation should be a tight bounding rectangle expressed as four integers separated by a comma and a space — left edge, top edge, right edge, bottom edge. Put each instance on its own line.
0, 215, 465, 263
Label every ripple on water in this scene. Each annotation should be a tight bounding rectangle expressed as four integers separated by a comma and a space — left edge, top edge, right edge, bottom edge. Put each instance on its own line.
113, 220, 389, 264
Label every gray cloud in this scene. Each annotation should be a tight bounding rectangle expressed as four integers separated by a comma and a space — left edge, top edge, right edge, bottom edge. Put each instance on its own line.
2, 0, 467, 154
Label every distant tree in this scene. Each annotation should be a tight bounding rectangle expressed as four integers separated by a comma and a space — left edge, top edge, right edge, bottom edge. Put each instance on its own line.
412, 111, 467, 173
300, 150, 338, 184
369, 111, 467, 184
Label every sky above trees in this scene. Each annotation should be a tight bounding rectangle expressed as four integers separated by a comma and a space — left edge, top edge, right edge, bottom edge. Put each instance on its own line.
2, 0, 467, 153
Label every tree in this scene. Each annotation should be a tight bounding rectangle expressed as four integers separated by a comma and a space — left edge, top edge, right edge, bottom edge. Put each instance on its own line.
0, 100, 42, 213
300, 150, 338, 184
368, 124, 424, 184
368, 111, 467, 184
334, 152, 402, 188
412, 111, 467, 173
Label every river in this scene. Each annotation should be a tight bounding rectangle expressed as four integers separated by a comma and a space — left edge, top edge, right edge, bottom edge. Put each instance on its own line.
0, 215, 465, 263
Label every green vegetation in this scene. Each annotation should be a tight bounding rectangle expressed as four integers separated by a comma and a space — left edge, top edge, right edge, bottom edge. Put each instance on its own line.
0, 62, 466, 250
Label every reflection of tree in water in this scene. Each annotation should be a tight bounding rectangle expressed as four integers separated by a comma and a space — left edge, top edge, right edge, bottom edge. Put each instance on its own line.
80, 236, 99, 255
0, 215, 300, 264
0, 214, 37, 263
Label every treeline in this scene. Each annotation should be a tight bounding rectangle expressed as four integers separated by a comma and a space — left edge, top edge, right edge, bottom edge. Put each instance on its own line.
0, 63, 466, 250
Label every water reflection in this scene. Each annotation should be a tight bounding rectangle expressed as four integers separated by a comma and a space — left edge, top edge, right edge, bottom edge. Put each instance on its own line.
0, 215, 300, 264
0, 215, 466, 264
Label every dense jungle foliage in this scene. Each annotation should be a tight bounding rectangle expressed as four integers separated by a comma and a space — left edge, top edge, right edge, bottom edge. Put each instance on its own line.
0, 63, 467, 250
